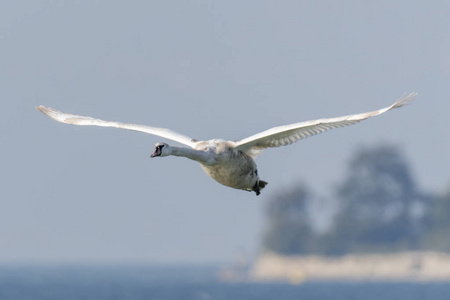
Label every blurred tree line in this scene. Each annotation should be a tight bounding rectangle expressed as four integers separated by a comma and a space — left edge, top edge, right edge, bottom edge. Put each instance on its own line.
263, 145, 450, 256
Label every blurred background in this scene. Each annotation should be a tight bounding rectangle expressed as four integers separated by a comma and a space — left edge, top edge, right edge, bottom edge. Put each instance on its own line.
1, 0, 449, 267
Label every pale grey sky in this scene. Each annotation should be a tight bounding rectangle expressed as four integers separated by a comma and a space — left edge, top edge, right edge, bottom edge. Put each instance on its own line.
1, 1, 449, 264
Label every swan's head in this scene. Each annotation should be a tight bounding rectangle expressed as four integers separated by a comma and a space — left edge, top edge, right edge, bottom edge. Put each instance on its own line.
150, 142, 171, 158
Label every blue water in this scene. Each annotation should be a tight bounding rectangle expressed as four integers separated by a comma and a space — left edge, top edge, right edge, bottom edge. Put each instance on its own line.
1, 265, 450, 300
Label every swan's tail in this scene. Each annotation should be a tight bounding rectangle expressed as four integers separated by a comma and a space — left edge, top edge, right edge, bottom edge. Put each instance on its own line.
253, 180, 268, 196
259, 180, 268, 189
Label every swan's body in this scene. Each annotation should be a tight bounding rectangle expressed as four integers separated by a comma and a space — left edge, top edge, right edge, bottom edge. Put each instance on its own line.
37, 93, 416, 195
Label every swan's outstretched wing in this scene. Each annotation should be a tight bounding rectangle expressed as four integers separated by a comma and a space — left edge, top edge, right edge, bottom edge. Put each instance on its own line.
234, 93, 416, 153
36, 106, 198, 148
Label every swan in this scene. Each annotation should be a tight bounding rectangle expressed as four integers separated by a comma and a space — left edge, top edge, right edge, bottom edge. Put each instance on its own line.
36, 93, 416, 195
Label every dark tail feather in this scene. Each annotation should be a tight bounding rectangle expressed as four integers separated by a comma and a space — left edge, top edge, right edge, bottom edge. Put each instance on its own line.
253, 180, 268, 196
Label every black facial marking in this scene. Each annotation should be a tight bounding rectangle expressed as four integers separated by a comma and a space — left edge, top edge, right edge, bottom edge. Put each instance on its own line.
150, 144, 164, 158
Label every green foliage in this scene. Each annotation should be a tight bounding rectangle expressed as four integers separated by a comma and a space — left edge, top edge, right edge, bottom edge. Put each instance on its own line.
263, 185, 315, 255
330, 145, 431, 254
263, 144, 442, 256
421, 186, 450, 252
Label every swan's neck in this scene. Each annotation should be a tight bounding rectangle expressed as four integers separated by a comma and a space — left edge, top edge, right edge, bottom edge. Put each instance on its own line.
170, 146, 215, 165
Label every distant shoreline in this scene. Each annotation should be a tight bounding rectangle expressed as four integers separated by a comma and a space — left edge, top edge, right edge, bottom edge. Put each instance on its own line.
220, 251, 450, 283
246, 252, 450, 283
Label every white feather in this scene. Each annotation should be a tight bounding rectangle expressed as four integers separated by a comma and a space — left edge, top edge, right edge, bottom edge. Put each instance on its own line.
233, 92, 417, 154
36, 106, 198, 148
37, 92, 416, 195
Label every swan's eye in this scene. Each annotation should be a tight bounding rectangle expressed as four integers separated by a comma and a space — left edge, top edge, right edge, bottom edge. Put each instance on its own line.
255, 169, 258, 176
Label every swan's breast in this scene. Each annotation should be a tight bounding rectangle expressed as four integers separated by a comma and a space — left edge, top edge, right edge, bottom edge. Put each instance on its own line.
193, 140, 232, 165
195, 141, 258, 190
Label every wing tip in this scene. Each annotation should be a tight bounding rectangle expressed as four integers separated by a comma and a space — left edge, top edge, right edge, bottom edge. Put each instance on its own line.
393, 92, 418, 108
36, 105, 53, 117
36, 105, 46, 112
36, 105, 67, 123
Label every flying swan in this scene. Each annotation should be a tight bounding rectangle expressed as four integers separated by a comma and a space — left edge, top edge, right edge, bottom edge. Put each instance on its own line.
37, 93, 416, 195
